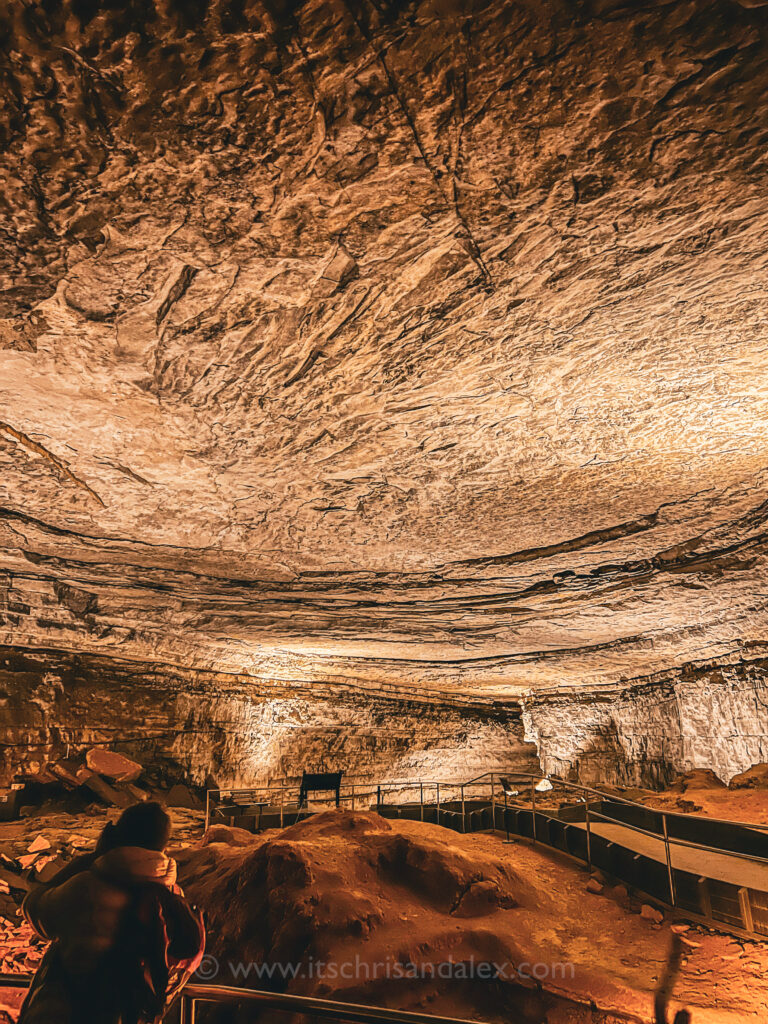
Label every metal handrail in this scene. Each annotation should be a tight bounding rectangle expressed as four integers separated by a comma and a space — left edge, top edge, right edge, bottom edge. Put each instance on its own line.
465, 769, 768, 832
206, 779, 491, 830
588, 808, 768, 867
0, 974, 649, 1024
0, 973, 31, 986
0, 975, 489, 1023
209, 768, 768, 836
180, 983, 494, 1024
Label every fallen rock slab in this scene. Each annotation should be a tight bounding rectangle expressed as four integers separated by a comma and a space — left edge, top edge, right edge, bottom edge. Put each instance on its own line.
34, 854, 67, 883
165, 783, 203, 810
76, 768, 133, 808
640, 904, 664, 924
85, 748, 143, 783
47, 759, 83, 789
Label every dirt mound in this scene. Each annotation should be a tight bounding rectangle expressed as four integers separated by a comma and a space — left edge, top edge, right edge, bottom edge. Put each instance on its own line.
175, 809, 763, 1023
670, 769, 726, 792
0, 808, 760, 1023
178, 810, 530, 964
729, 763, 768, 790
176, 810, 560, 1018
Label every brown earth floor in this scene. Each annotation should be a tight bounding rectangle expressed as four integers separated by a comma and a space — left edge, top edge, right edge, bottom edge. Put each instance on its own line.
0, 808, 764, 1023
619, 786, 768, 829
391, 826, 768, 1024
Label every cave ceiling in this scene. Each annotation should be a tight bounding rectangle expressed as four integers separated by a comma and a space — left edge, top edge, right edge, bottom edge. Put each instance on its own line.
1, 0, 768, 694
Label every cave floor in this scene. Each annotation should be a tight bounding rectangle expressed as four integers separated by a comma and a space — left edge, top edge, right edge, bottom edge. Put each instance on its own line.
0, 809, 765, 1022
0, 806, 205, 858
595, 781, 768, 829
186, 812, 767, 1023
442, 829, 768, 1024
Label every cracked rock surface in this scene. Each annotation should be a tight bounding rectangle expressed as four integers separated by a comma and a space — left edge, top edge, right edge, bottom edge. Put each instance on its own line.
2, 0, 768, 758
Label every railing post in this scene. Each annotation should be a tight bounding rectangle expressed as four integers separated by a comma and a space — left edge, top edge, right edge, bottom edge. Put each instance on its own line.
490, 772, 496, 829
189, 997, 197, 1024
661, 812, 676, 906
377, 784, 381, 810
530, 778, 537, 845
280, 788, 284, 829
179, 993, 188, 1024
204, 791, 210, 833
436, 782, 440, 825
351, 783, 355, 811
698, 876, 712, 919
738, 887, 755, 935
585, 800, 592, 870
420, 781, 424, 821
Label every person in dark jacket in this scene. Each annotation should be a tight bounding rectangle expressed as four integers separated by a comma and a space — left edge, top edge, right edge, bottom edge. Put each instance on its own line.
18, 801, 205, 1024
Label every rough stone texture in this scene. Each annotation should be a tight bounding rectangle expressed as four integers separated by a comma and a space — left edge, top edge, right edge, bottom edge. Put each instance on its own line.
0, 647, 537, 789
524, 657, 768, 785
2, 1, 768, 781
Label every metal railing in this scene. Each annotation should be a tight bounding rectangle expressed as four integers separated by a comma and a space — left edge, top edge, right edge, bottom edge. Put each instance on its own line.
205, 777, 489, 831
179, 983, 492, 1023
206, 768, 768, 940
0, 974, 488, 1023
0, 973, 653, 1024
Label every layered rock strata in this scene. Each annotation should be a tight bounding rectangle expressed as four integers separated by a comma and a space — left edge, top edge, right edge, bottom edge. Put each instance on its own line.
0, 645, 537, 789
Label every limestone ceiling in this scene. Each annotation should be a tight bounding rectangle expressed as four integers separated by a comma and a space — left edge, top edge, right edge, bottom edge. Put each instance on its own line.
2, 0, 768, 692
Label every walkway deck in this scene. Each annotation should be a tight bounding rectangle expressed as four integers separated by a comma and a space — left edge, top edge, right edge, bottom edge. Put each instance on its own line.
571, 819, 768, 890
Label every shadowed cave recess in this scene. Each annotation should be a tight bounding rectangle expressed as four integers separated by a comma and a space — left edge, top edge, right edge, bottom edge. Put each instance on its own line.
2, 0, 768, 1018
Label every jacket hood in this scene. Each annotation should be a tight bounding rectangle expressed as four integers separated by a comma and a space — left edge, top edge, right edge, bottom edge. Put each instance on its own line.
94, 846, 178, 889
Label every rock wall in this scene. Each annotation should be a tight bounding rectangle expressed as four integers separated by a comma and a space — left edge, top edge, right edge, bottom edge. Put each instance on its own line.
0, 646, 537, 791
522, 658, 768, 786
5, 644, 767, 793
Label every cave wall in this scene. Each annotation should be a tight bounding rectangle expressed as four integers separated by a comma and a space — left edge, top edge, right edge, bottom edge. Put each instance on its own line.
2, 0, 768, 698
0, 647, 537, 791
522, 658, 768, 787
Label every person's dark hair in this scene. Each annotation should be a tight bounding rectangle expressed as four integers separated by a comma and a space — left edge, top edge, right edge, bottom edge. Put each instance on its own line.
96, 801, 172, 854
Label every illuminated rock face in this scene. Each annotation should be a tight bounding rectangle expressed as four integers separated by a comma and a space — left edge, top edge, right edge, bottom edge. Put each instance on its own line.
524, 659, 768, 787
0, 648, 537, 788
1, 1, 768, 783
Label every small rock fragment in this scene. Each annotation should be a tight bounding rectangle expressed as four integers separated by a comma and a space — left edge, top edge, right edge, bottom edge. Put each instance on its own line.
640, 903, 664, 924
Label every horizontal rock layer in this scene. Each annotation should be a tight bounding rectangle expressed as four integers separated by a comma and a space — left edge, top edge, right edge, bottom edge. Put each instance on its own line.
2, 1, 768, 791
0, 645, 537, 789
